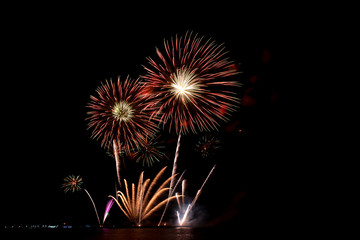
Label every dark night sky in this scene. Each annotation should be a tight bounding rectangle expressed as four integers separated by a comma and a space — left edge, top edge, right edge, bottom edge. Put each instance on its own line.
1, 4, 299, 230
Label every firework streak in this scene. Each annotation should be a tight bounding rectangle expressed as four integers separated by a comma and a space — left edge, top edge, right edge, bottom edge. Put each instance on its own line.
158, 132, 182, 225
113, 139, 122, 187
102, 198, 115, 225
158, 166, 187, 226
176, 164, 216, 226
84, 189, 101, 226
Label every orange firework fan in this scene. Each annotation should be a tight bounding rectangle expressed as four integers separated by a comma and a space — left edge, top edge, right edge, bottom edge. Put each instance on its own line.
109, 166, 179, 226
142, 31, 242, 135
86, 76, 159, 153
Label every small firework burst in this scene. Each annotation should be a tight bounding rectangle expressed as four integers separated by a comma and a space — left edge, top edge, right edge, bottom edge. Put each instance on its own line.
194, 134, 221, 159
61, 175, 101, 226
134, 135, 168, 167
62, 175, 83, 193
86, 76, 159, 153
142, 31, 241, 135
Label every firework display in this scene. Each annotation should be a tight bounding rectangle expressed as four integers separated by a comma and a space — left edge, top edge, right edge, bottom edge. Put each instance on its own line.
142, 31, 241, 135
62, 31, 242, 228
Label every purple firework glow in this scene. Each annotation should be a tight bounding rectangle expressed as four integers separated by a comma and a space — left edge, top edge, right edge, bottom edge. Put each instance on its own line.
103, 198, 115, 225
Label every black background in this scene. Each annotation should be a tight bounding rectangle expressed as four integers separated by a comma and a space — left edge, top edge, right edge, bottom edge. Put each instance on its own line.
1, 3, 300, 232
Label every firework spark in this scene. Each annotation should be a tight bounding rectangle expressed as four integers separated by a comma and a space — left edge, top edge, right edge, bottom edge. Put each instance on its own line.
142, 31, 241, 135
194, 134, 221, 159
109, 166, 180, 226
62, 175, 101, 226
133, 135, 168, 167
62, 175, 83, 193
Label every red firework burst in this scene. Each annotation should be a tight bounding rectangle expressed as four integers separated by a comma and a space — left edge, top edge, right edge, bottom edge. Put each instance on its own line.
142, 31, 242, 134
86, 76, 159, 153
194, 134, 221, 159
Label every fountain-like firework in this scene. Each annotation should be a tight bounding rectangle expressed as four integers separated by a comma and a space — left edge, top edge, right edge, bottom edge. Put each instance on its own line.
109, 166, 180, 226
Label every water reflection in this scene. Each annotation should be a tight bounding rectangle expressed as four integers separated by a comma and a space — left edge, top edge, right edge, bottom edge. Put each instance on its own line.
95, 227, 215, 240
1, 227, 236, 240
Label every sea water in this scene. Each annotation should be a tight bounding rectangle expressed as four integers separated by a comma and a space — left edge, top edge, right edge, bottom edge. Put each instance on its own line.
1, 227, 244, 240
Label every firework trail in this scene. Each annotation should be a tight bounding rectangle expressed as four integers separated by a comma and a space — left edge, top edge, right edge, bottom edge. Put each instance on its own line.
170, 133, 182, 191
113, 140, 122, 187
102, 198, 115, 226
174, 179, 187, 213
158, 166, 186, 226
86, 76, 159, 186
176, 164, 216, 226
109, 166, 181, 226
182, 179, 186, 206
158, 132, 182, 225
62, 175, 101, 226
84, 189, 101, 226
190, 164, 216, 207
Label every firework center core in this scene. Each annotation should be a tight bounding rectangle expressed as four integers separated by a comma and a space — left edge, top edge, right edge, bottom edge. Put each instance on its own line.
112, 101, 134, 122
170, 69, 198, 100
